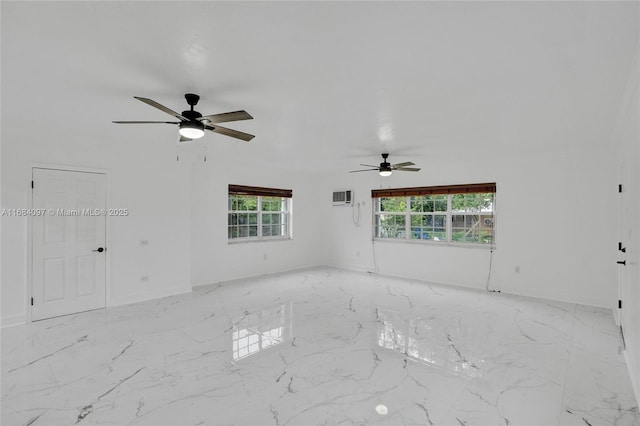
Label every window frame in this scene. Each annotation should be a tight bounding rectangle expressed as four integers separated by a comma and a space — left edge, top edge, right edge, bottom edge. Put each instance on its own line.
228, 185, 292, 243
372, 183, 496, 248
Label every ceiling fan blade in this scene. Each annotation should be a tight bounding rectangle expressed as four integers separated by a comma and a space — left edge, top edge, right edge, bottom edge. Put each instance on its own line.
392, 161, 415, 168
112, 121, 180, 124
205, 125, 255, 142
349, 168, 378, 173
199, 110, 253, 124
359, 164, 379, 168
179, 136, 193, 142
134, 97, 189, 121
395, 167, 421, 172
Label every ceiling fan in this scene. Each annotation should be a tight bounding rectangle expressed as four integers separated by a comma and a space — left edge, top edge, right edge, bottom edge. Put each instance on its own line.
350, 153, 420, 177
113, 93, 254, 142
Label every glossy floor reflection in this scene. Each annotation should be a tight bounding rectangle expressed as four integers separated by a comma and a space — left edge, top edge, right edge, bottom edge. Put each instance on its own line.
2, 268, 639, 425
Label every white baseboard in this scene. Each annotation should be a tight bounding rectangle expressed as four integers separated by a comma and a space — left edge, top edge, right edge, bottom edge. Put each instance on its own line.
623, 348, 640, 409
1, 313, 26, 328
192, 264, 327, 288
110, 286, 192, 308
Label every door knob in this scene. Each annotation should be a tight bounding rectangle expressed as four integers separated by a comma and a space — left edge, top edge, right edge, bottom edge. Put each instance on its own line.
93, 247, 105, 253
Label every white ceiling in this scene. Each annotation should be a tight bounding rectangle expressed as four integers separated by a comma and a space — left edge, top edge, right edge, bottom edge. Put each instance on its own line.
2, 1, 638, 173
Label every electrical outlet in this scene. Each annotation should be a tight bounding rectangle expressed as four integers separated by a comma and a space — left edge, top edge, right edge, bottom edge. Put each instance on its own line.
141, 275, 149, 282
515, 266, 520, 273
141, 240, 149, 246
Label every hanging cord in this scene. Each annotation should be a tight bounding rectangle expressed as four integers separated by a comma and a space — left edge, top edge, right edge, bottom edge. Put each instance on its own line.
352, 202, 360, 226
371, 239, 379, 275
485, 190, 498, 292
203, 132, 207, 162
370, 200, 379, 274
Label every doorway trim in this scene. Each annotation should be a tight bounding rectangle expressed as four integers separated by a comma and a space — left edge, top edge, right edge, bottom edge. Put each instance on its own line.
27, 163, 112, 323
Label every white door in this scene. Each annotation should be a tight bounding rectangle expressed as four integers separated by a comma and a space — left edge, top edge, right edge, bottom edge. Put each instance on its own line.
619, 160, 640, 388
32, 168, 107, 321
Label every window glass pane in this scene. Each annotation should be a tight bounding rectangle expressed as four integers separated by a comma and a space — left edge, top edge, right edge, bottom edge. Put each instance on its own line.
409, 213, 446, 241
375, 213, 405, 238
434, 197, 447, 212
410, 195, 447, 212
452, 193, 493, 213
234, 196, 258, 211
410, 226, 430, 240
410, 215, 425, 226
410, 197, 426, 212
262, 197, 278, 211
452, 214, 483, 242
374, 190, 493, 245
229, 193, 291, 240
378, 197, 406, 213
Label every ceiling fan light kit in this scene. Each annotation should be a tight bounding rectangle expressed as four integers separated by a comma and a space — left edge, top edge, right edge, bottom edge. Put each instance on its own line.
350, 153, 421, 176
179, 121, 205, 139
113, 93, 254, 142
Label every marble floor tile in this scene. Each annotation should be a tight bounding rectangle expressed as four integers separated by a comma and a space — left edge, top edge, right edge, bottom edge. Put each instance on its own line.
2, 267, 638, 425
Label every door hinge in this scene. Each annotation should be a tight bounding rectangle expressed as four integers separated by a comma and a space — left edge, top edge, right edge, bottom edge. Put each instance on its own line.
618, 299, 622, 309
31, 297, 34, 306
31, 180, 34, 189
619, 184, 623, 193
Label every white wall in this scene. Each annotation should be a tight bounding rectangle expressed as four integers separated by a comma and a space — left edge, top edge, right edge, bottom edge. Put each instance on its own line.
326, 147, 617, 308
189, 155, 330, 287
1, 126, 193, 327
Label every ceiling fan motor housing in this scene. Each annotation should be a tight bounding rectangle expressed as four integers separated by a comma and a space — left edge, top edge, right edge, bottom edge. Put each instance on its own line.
184, 93, 200, 107
181, 110, 203, 121
380, 153, 391, 171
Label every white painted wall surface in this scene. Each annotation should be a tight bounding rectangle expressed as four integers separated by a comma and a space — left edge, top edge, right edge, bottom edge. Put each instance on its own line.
189, 156, 331, 287
326, 148, 617, 308
1, 125, 192, 327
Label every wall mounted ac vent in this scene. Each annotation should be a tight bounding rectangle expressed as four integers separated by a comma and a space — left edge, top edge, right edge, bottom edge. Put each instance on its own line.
332, 190, 353, 206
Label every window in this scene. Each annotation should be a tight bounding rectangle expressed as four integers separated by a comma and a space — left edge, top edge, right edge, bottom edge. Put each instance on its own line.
228, 185, 292, 241
373, 183, 495, 245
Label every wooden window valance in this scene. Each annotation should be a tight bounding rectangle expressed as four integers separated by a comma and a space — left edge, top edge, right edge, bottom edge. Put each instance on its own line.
229, 184, 293, 198
371, 182, 496, 198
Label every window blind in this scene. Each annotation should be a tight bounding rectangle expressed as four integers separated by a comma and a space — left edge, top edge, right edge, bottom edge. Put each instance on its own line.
371, 182, 496, 198
229, 184, 293, 198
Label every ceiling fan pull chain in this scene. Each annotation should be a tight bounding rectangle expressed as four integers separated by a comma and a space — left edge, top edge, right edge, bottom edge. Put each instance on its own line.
176, 144, 180, 162
204, 135, 207, 162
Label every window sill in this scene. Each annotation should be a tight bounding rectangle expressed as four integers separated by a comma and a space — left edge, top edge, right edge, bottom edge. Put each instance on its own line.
228, 237, 292, 245
373, 238, 495, 250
